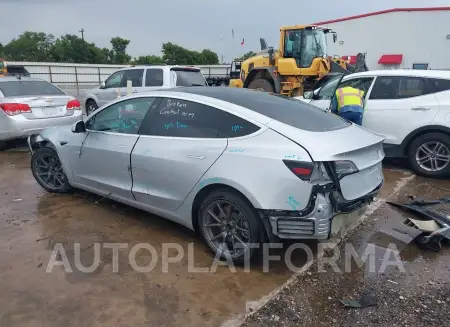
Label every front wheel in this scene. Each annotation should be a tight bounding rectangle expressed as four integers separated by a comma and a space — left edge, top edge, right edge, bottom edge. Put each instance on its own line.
248, 78, 275, 93
31, 147, 71, 193
198, 189, 263, 265
407, 132, 450, 178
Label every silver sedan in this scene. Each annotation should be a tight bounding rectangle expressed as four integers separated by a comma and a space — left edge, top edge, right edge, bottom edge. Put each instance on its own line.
0, 77, 82, 149
28, 87, 385, 263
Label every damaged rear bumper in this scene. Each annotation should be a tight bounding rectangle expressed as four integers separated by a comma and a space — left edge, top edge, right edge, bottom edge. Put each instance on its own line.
262, 182, 382, 240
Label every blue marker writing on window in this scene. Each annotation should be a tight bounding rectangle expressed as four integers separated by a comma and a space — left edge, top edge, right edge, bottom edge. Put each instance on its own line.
176, 121, 188, 128
231, 125, 244, 132
165, 121, 188, 130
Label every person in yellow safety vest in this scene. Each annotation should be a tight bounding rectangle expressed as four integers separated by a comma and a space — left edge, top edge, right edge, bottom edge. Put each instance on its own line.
330, 86, 365, 125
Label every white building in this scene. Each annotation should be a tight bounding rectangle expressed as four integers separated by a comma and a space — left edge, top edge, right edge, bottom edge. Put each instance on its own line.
315, 7, 450, 70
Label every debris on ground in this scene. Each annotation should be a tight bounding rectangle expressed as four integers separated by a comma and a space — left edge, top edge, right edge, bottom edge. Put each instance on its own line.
341, 291, 377, 308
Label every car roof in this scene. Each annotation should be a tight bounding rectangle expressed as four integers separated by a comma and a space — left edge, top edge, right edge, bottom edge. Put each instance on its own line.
119, 65, 202, 70
345, 69, 450, 79
0, 77, 45, 83
138, 86, 331, 126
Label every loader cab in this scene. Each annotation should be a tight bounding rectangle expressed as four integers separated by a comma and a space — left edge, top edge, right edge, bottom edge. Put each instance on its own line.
281, 26, 336, 68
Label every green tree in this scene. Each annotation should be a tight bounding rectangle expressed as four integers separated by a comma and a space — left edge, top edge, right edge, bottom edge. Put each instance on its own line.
110, 37, 131, 64
131, 55, 165, 65
50, 34, 107, 64
235, 51, 257, 61
199, 49, 219, 64
162, 42, 219, 65
3, 32, 55, 61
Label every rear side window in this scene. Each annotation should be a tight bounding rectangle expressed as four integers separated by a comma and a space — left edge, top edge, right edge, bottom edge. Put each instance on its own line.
428, 78, 450, 93
143, 98, 259, 138
145, 69, 164, 87
369, 76, 429, 100
0, 80, 65, 97
121, 69, 144, 87
172, 69, 207, 86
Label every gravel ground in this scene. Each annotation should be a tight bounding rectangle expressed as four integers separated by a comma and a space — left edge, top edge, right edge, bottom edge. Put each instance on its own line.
241, 177, 450, 327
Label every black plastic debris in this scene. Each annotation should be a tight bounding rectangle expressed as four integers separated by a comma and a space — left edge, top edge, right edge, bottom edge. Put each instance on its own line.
341, 291, 377, 308
387, 199, 450, 252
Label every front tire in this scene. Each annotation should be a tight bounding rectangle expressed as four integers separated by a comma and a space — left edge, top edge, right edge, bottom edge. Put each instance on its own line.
85, 100, 98, 115
31, 147, 71, 193
248, 78, 275, 93
197, 189, 263, 265
407, 132, 450, 178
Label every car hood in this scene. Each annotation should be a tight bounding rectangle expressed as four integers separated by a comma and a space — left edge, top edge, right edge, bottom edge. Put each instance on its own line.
293, 96, 312, 103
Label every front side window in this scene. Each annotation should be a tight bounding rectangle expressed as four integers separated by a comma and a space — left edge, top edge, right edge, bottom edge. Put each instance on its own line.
86, 98, 155, 134
338, 78, 375, 99
369, 76, 428, 100
145, 69, 164, 87
121, 69, 144, 87
105, 71, 125, 89
146, 98, 259, 138
0, 80, 65, 97
317, 74, 343, 100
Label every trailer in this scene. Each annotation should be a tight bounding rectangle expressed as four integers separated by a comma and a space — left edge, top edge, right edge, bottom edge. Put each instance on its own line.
201, 61, 242, 86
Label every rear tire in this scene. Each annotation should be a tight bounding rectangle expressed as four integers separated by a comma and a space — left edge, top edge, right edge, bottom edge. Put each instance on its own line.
86, 100, 98, 115
407, 132, 450, 178
248, 78, 275, 93
197, 189, 263, 265
31, 147, 72, 193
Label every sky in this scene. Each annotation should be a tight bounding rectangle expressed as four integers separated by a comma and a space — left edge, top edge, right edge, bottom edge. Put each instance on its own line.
1, 0, 449, 63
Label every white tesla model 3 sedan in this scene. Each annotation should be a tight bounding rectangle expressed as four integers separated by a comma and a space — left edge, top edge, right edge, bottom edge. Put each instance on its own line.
28, 87, 385, 263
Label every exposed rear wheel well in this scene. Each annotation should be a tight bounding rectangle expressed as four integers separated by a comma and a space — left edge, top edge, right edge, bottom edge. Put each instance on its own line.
85, 98, 96, 107
191, 183, 257, 233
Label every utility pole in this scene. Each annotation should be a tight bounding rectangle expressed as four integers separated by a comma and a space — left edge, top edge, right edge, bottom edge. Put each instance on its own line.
79, 28, 85, 62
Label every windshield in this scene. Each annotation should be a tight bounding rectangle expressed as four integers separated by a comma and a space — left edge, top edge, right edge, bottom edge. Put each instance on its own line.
284, 28, 328, 68
0, 80, 65, 97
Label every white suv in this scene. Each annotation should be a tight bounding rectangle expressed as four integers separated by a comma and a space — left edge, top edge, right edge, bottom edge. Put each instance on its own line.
300, 70, 450, 178
83, 65, 208, 115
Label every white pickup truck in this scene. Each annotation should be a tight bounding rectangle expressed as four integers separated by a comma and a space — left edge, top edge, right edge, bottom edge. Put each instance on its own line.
83, 65, 208, 115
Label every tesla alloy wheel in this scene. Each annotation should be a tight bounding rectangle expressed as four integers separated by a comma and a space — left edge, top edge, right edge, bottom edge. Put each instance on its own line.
198, 189, 262, 264
31, 147, 71, 193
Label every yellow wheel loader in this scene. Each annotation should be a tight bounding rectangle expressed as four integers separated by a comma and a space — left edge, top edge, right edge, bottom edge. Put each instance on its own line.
229, 25, 368, 97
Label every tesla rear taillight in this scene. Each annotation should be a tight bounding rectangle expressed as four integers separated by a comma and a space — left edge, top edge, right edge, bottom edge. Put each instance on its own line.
333, 160, 359, 179
283, 160, 314, 181
0, 103, 32, 116
66, 99, 81, 110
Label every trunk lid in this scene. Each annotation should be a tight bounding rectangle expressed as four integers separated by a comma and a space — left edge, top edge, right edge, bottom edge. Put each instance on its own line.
9, 95, 72, 119
269, 120, 385, 200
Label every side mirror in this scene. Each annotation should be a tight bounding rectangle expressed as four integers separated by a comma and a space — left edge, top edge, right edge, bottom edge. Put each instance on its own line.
303, 91, 313, 100
71, 121, 86, 133
99, 81, 106, 89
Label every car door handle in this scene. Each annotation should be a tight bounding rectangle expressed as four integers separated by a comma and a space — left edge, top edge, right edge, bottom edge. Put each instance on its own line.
411, 107, 430, 111
187, 155, 206, 160
132, 90, 139, 93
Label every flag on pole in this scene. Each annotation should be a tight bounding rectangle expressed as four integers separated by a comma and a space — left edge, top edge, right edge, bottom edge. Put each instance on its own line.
241, 38, 244, 46
232, 29, 235, 38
